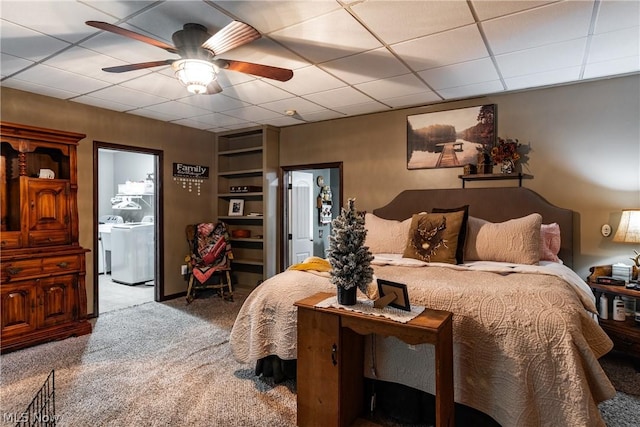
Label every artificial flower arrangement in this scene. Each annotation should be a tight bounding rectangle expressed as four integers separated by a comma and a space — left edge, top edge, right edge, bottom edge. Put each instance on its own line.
491, 137, 521, 164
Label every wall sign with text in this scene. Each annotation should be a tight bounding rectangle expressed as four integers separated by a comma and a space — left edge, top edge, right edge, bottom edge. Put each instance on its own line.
172, 163, 209, 196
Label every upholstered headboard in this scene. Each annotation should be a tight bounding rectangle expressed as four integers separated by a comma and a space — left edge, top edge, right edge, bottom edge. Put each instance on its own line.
372, 187, 574, 268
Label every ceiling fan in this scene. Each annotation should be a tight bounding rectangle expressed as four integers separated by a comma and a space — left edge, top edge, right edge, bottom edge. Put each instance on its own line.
86, 20, 293, 95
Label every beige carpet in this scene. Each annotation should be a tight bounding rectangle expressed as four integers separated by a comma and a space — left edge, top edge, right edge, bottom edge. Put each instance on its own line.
1, 292, 638, 426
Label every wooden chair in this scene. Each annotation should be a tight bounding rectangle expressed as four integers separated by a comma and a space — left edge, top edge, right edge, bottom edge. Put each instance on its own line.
185, 222, 233, 303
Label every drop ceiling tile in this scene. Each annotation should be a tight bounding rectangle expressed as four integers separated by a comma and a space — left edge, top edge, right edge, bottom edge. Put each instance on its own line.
11, 63, 112, 94
351, 0, 475, 44
177, 93, 250, 113
355, 73, 430, 99
296, 109, 345, 123
88, 85, 169, 108
320, 47, 410, 85
583, 56, 640, 79
43, 46, 152, 83
503, 66, 582, 91
392, 24, 488, 71
378, 91, 442, 109
170, 118, 214, 130
142, 100, 212, 119
418, 58, 499, 90
1, 53, 34, 78
303, 86, 373, 109
437, 80, 505, 100
260, 96, 326, 116
120, 73, 189, 100
266, 65, 346, 96
128, 108, 181, 122
184, 113, 225, 126
261, 116, 306, 127
471, 1, 557, 21
483, 1, 594, 55
495, 38, 587, 78
588, 26, 640, 63
72, 95, 136, 112
333, 101, 389, 116
270, 9, 381, 64
208, 113, 252, 127
1, 78, 78, 99
0, 20, 71, 61
222, 79, 294, 104
81, 1, 157, 19
224, 105, 283, 121
594, 0, 640, 34
81, 28, 175, 64
215, 0, 341, 34
1, 1, 113, 44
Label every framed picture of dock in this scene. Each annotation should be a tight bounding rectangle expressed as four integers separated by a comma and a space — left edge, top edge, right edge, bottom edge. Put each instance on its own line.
407, 104, 496, 169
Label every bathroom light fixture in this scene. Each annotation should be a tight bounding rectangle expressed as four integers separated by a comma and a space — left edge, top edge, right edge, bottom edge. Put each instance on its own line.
172, 59, 217, 94
613, 209, 640, 267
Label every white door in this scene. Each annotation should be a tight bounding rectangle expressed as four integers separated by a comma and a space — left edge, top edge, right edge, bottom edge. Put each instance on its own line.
290, 171, 314, 266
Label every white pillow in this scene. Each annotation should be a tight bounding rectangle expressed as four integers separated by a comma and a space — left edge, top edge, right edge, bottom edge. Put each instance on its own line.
364, 213, 412, 254
464, 214, 542, 265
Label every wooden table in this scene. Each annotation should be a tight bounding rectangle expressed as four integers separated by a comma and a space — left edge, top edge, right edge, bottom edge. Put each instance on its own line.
295, 292, 454, 427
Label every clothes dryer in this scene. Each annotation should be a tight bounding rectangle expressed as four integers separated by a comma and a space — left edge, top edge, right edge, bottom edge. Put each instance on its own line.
110, 222, 154, 285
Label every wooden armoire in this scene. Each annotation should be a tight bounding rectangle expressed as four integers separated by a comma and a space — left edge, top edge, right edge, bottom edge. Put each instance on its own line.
1, 122, 91, 353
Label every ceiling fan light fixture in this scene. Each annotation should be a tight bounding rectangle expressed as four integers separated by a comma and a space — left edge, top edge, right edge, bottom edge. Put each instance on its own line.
172, 59, 217, 94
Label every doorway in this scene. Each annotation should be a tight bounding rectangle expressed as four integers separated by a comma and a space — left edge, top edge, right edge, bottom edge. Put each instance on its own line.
281, 163, 342, 270
93, 142, 163, 315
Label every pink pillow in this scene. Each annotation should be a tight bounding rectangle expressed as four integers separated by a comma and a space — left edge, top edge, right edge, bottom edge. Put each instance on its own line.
540, 223, 561, 262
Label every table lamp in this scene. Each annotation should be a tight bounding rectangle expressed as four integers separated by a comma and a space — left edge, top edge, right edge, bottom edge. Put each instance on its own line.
613, 209, 640, 269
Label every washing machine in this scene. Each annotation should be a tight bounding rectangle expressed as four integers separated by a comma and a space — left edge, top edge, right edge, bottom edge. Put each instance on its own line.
110, 222, 155, 285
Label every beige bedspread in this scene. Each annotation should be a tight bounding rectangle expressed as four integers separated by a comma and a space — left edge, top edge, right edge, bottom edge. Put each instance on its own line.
229, 261, 615, 427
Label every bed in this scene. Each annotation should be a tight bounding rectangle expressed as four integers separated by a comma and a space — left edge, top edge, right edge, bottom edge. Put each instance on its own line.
230, 187, 616, 427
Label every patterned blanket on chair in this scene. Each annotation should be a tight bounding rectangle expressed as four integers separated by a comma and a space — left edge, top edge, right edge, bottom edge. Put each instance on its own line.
191, 222, 231, 283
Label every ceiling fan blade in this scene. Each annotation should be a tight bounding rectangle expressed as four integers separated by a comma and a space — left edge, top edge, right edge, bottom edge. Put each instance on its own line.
205, 80, 223, 95
218, 59, 293, 82
201, 21, 260, 56
102, 60, 175, 73
86, 21, 178, 54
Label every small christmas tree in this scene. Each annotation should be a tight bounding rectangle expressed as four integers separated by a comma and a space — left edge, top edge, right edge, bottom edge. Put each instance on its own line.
327, 198, 374, 295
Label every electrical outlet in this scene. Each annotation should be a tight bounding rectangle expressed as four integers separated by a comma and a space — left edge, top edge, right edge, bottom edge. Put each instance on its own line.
181, 265, 188, 275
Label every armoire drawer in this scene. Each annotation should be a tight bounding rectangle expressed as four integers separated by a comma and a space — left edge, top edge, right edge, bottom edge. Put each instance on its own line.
0, 232, 22, 250
42, 255, 81, 274
29, 230, 70, 247
1, 258, 42, 281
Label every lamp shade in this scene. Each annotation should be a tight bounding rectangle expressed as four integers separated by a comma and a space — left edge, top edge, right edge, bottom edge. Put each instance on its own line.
613, 209, 640, 243
171, 59, 216, 95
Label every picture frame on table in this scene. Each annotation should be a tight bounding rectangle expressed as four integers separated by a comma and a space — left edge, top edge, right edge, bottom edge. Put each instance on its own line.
228, 199, 244, 216
376, 279, 411, 311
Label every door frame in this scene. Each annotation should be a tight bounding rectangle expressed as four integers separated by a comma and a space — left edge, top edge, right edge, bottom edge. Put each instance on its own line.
280, 162, 342, 272
92, 141, 164, 316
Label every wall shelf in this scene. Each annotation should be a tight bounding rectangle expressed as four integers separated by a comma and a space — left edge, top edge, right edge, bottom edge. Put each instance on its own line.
458, 173, 533, 188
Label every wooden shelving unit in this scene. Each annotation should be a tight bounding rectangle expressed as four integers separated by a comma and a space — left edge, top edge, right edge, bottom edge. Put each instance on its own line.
589, 281, 640, 359
216, 126, 279, 289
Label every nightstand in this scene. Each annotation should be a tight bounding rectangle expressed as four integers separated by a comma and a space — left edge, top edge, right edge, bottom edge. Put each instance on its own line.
589, 280, 640, 359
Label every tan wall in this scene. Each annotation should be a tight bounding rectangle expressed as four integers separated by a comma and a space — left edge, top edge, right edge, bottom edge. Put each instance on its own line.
1, 87, 216, 314
280, 75, 640, 278
2, 75, 638, 310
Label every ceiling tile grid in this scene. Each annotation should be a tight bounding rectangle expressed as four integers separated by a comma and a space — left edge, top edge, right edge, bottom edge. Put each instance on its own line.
0, 0, 637, 133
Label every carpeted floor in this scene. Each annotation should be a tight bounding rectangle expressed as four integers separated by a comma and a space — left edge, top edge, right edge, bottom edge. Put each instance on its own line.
1, 292, 638, 426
